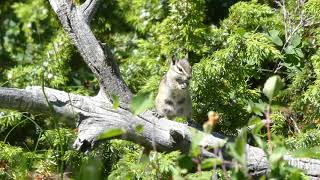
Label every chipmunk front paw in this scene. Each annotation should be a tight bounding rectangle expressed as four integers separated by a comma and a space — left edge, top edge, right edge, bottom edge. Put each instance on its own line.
152, 111, 164, 118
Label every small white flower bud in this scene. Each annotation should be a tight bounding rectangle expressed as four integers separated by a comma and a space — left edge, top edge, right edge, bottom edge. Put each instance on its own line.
47, 73, 53, 79
7, 73, 12, 79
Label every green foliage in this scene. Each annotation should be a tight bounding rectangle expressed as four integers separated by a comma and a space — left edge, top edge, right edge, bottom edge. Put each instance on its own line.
76, 156, 104, 180
157, 0, 208, 55
263, 75, 284, 102
98, 128, 126, 140
292, 146, 320, 159
0, 110, 23, 131
2, 0, 74, 89
243, 119, 308, 180
228, 128, 247, 166
304, 0, 320, 22
1, 0, 320, 178
269, 30, 283, 46
0, 142, 40, 179
130, 92, 154, 115
222, 2, 282, 32
6, 31, 73, 88
109, 150, 180, 179
286, 129, 320, 150
112, 95, 120, 109
269, 112, 288, 137
191, 2, 285, 132
119, 38, 165, 93
39, 128, 76, 150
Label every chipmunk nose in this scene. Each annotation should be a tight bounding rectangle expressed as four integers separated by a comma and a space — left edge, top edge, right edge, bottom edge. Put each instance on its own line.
187, 75, 191, 80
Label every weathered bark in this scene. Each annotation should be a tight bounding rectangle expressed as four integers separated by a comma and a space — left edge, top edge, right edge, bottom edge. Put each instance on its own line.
0, 0, 319, 178
0, 87, 320, 178
49, 0, 132, 104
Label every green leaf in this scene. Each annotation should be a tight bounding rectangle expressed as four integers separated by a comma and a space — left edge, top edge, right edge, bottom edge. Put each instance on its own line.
269, 30, 279, 37
130, 93, 154, 115
295, 48, 304, 58
112, 95, 120, 109
248, 116, 265, 133
263, 76, 285, 101
291, 34, 301, 47
201, 158, 222, 169
135, 124, 144, 134
228, 145, 244, 165
284, 45, 295, 54
253, 135, 266, 150
269, 30, 283, 46
178, 155, 194, 171
248, 116, 262, 126
231, 169, 247, 180
190, 129, 204, 157
292, 147, 320, 159
228, 128, 247, 165
98, 128, 125, 140
246, 100, 267, 116
235, 130, 246, 156
269, 147, 286, 164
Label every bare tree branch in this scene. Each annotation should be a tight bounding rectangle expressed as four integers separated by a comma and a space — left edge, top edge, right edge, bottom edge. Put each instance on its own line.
80, 0, 100, 23
0, 87, 73, 116
1, 0, 319, 178
48, 0, 132, 104
48, 0, 59, 12
44, 0, 320, 178
284, 155, 320, 179
0, 87, 319, 177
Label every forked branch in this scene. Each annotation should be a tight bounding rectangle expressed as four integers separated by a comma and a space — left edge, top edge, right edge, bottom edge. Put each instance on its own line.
0, 0, 319, 178
48, 0, 132, 104
80, 0, 100, 23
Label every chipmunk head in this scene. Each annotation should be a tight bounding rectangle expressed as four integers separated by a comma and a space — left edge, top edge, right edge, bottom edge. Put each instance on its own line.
169, 54, 192, 89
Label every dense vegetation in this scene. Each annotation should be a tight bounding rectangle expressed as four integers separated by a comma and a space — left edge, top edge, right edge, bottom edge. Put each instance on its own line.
0, 0, 319, 179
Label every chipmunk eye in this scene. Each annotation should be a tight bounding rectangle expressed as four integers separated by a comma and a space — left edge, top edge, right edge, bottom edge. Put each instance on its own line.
178, 67, 183, 72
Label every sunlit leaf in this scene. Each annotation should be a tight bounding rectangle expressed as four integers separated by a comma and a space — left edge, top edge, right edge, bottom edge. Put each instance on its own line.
269, 30, 283, 46
248, 116, 262, 126
269, 147, 286, 164
235, 130, 246, 156
201, 158, 222, 169
263, 75, 285, 101
292, 147, 320, 159
248, 116, 265, 133
190, 130, 204, 157
295, 48, 304, 58
98, 128, 125, 140
130, 93, 154, 115
112, 95, 120, 109
253, 135, 266, 150
135, 124, 144, 134
246, 100, 267, 116
284, 45, 295, 54
228, 128, 247, 165
291, 34, 301, 48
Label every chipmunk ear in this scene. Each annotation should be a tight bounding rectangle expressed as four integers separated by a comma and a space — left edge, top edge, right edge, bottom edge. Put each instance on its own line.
185, 52, 189, 60
171, 54, 178, 65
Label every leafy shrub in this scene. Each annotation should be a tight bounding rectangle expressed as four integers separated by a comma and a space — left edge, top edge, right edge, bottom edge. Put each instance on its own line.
1, 0, 320, 179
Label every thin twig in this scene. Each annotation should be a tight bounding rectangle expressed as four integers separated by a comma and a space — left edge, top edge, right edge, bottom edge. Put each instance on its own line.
265, 105, 272, 153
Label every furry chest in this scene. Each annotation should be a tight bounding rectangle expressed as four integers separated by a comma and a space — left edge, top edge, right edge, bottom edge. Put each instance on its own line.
164, 91, 190, 115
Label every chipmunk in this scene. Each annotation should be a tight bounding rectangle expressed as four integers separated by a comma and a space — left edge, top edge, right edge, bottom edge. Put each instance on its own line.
155, 54, 192, 123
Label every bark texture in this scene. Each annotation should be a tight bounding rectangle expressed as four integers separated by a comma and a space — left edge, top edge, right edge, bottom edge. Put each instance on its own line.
49, 0, 132, 104
0, 86, 319, 177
